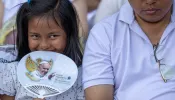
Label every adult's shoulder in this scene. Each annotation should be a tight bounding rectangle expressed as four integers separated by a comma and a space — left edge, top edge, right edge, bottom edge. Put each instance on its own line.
89, 1, 134, 43
90, 5, 130, 38
87, 13, 119, 48
92, 12, 119, 32
92, 1, 131, 31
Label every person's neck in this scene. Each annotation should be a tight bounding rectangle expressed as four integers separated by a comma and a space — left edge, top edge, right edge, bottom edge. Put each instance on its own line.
135, 10, 172, 45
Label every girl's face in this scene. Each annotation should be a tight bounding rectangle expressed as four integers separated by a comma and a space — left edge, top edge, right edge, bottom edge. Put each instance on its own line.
28, 16, 67, 53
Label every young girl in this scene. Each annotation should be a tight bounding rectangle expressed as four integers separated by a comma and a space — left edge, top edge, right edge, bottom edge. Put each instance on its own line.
0, 0, 84, 100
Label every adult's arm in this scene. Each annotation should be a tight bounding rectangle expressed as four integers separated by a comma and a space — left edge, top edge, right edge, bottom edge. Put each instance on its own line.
72, 0, 88, 39
85, 85, 114, 100
86, 0, 101, 12
82, 23, 114, 100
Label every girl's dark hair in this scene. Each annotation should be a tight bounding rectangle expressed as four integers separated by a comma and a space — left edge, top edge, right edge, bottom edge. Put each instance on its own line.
16, 0, 83, 66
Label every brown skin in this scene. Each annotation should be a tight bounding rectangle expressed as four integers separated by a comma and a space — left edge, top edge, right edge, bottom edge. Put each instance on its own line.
85, 0, 173, 100
86, 0, 101, 12
0, 95, 14, 100
28, 16, 67, 53
129, 0, 173, 23
129, 0, 173, 44
72, 0, 88, 38
85, 85, 114, 100
33, 98, 45, 100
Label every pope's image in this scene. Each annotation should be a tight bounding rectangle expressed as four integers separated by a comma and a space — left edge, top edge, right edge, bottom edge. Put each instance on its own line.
25, 56, 53, 81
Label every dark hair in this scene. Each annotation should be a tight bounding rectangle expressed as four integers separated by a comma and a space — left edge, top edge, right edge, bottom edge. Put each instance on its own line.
16, 0, 83, 66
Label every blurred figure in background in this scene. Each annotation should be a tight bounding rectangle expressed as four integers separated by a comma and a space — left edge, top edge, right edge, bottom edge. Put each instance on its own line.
0, 0, 26, 45
0, 0, 26, 64
94, 0, 127, 23
86, 0, 101, 30
72, 0, 88, 40
87, 0, 101, 13
70, 0, 101, 46
71, 0, 101, 32
0, 0, 3, 29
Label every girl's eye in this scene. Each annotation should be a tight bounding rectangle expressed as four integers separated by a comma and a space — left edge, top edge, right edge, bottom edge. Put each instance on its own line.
49, 35, 59, 39
30, 35, 39, 40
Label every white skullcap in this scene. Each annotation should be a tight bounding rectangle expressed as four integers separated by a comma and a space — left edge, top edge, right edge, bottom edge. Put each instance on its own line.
39, 61, 49, 64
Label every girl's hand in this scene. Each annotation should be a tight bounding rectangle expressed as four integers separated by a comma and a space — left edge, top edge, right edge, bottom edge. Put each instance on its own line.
33, 98, 45, 100
0, 95, 15, 100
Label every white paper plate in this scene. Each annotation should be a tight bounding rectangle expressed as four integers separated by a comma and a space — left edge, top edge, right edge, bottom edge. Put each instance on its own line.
17, 51, 78, 98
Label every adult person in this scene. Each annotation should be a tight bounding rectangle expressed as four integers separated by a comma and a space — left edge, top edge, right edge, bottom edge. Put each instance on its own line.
83, 0, 175, 100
